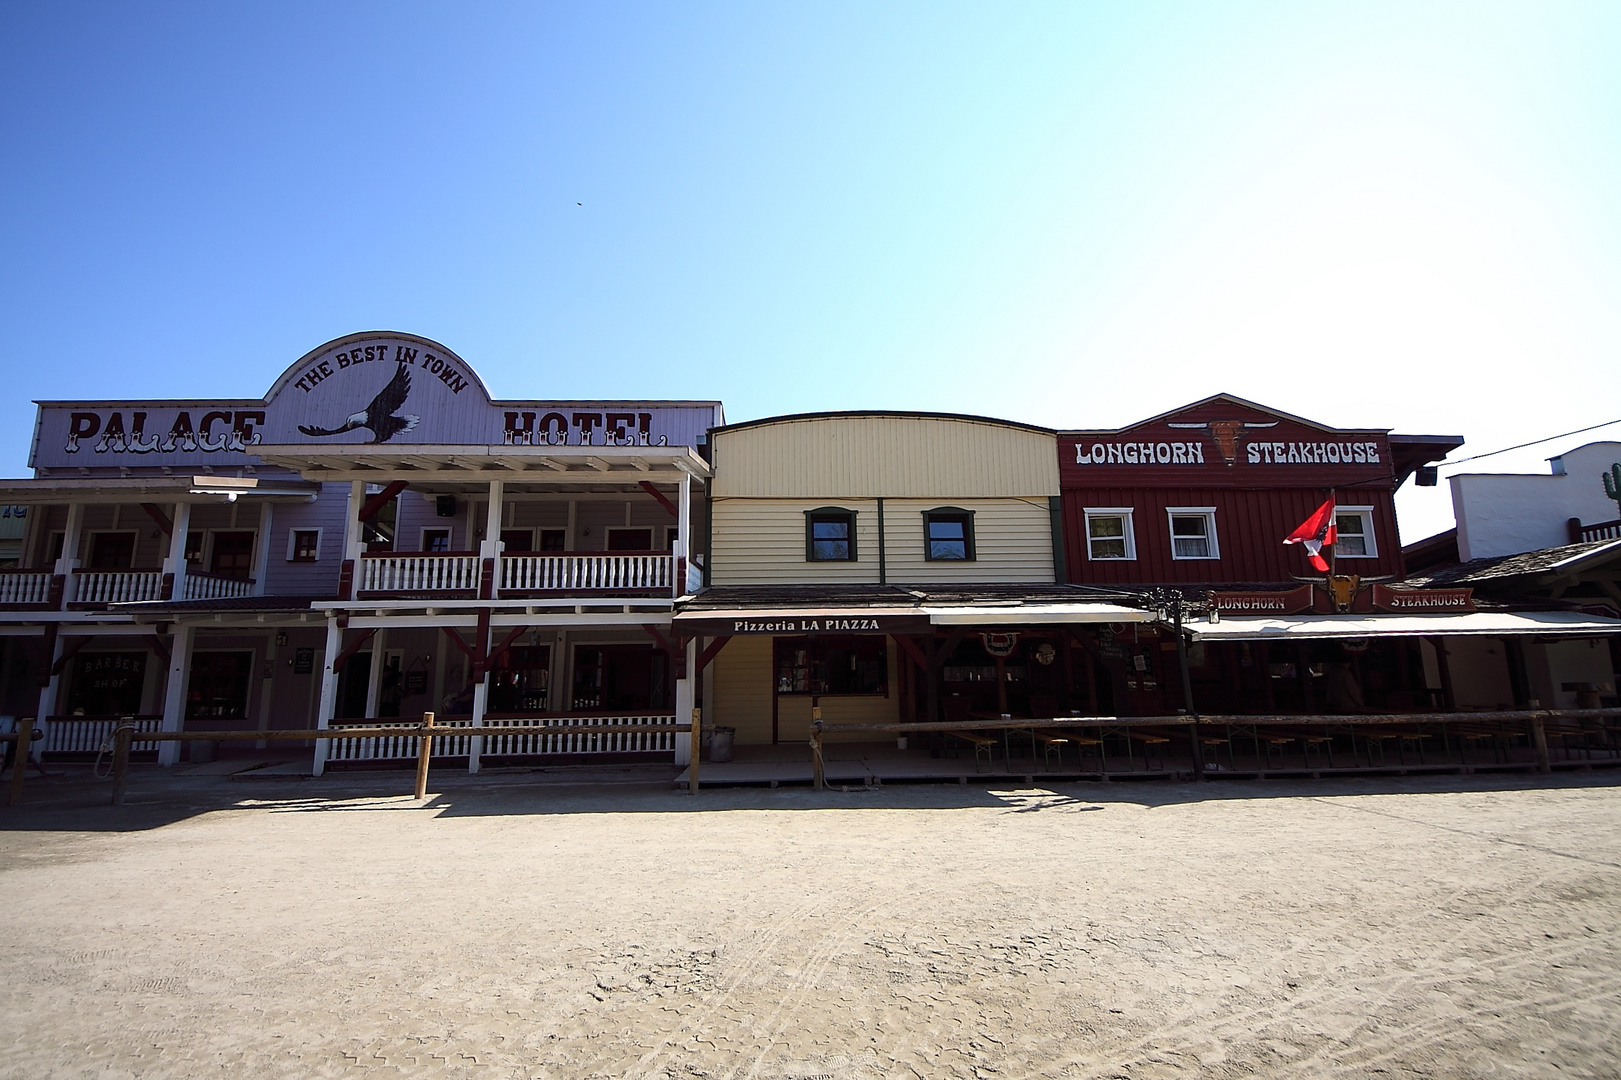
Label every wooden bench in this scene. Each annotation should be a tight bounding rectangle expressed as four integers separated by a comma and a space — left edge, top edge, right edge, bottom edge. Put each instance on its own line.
1029, 729, 1070, 773
949, 731, 997, 772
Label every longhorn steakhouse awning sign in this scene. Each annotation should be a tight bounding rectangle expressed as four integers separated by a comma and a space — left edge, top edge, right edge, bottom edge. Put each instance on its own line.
30, 331, 723, 471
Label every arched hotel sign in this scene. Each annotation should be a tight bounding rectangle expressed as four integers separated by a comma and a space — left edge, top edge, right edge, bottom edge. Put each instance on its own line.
30, 332, 721, 470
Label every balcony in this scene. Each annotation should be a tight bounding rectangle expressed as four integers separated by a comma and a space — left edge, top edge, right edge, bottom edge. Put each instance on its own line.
355, 551, 674, 600
55, 569, 256, 608
0, 569, 56, 609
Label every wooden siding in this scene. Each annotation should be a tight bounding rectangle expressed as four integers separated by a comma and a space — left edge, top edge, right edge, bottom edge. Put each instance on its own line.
710, 498, 880, 584
710, 497, 1054, 584
710, 633, 901, 746
713, 415, 1059, 499
710, 634, 775, 744
881, 498, 1053, 583
1062, 485, 1404, 584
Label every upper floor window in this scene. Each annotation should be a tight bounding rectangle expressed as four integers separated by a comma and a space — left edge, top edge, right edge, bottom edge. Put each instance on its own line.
923, 508, 975, 561
1084, 508, 1136, 560
539, 529, 566, 552
1167, 508, 1219, 560
88, 531, 136, 569
288, 528, 321, 563
805, 508, 857, 562
1335, 507, 1377, 558
423, 528, 452, 552
606, 527, 654, 551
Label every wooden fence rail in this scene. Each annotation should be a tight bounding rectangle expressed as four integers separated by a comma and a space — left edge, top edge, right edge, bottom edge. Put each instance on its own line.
805, 708, 1621, 790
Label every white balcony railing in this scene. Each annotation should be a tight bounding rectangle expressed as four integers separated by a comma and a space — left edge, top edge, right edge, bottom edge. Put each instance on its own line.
72, 570, 165, 605
183, 572, 255, 600
41, 716, 164, 754
0, 570, 53, 606
500, 553, 671, 593
358, 554, 482, 595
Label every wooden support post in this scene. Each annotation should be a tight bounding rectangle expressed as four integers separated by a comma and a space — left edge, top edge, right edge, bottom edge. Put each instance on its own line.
810, 711, 825, 791
414, 712, 435, 800
109, 723, 134, 806
688, 706, 701, 794
1173, 606, 1204, 781
7, 718, 32, 806
1530, 712, 1551, 775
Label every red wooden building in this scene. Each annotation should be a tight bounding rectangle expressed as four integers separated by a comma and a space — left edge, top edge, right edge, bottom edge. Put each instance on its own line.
1058, 394, 1459, 587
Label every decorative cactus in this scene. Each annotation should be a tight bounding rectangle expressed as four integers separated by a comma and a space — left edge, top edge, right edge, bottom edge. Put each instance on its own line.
1606, 462, 1621, 509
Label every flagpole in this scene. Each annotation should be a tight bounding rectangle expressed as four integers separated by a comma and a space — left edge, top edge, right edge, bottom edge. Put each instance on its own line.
1327, 488, 1336, 582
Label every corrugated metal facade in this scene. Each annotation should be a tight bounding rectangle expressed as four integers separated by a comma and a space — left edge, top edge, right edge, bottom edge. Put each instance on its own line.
709, 497, 1054, 584
711, 415, 1060, 499
1062, 485, 1403, 584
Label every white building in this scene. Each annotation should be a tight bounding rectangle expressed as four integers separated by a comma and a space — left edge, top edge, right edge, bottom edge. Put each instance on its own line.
1451, 441, 1621, 560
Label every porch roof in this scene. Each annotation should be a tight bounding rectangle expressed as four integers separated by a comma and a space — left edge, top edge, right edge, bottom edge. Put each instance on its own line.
250, 443, 710, 488
1184, 609, 1621, 642
673, 583, 1151, 634
0, 474, 320, 504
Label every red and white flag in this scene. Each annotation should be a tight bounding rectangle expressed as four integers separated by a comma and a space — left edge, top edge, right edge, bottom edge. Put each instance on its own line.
1284, 498, 1337, 572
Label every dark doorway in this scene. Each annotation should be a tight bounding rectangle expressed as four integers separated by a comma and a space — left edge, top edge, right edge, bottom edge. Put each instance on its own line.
571, 644, 667, 711
606, 528, 653, 551
210, 532, 256, 578
186, 651, 254, 720
88, 531, 136, 569
337, 652, 372, 719
500, 529, 534, 553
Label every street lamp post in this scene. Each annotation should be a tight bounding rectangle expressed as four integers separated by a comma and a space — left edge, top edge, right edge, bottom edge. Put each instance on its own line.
1139, 587, 1207, 781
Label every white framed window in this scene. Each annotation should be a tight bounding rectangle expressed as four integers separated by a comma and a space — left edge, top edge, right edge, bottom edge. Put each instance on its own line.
1166, 507, 1219, 560
421, 527, 453, 553
1334, 506, 1377, 558
1083, 508, 1136, 560
287, 528, 322, 563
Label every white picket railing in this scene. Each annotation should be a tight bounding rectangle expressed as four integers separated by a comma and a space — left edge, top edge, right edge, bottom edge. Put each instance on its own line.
500, 553, 671, 593
481, 714, 678, 754
0, 571, 53, 605
41, 716, 164, 754
72, 570, 165, 604
322, 714, 677, 761
325, 719, 475, 761
183, 573, 255, 600
358, 554, 482, 594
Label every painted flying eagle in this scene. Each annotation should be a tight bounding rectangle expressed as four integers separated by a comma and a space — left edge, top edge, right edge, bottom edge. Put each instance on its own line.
297, 362, 421, 444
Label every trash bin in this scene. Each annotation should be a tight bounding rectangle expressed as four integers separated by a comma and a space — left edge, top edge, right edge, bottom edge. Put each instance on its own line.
709, 726, 735, 763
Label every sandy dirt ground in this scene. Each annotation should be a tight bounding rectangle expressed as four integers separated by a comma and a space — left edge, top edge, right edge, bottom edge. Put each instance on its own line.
0, 767, 1618, 1080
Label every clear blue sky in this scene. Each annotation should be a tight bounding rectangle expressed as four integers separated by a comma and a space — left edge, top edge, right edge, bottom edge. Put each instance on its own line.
5, 2, 1620, 540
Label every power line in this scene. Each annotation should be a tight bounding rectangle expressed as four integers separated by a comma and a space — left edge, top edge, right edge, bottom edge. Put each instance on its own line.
1440, 417, 1621, 468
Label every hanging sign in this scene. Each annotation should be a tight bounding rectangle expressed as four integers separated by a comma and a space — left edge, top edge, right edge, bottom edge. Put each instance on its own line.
1371, 585, 1475, 613
1208, 585, 1313, 615
980, 632, 1020, 658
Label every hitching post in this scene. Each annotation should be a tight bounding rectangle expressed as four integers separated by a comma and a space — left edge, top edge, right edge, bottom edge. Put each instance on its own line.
414, 712, 435, 800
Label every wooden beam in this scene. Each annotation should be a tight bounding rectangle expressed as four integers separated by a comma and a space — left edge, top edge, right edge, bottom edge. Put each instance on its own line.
930, 627, 970, 675
50, 635, 95, 677
696, 635, 732, 674
891, 634, 929, 672
440, 627, 477, 666
359, 480, 409, 522
139, 503, 173, 536
331, 628, 377, 673
639, 481, 679, 518
586, 457, 612, 472
485, 625, 528, 671
642, 623, 683, 656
